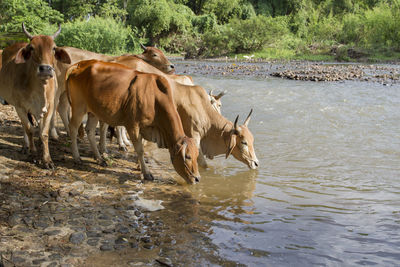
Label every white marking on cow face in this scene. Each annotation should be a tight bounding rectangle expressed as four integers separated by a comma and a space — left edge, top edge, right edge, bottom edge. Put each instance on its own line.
231, 125, 259, 169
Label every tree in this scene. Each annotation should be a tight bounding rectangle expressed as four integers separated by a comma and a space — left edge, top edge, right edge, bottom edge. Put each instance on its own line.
0, 0, 63, 33
127, 0, 193, 44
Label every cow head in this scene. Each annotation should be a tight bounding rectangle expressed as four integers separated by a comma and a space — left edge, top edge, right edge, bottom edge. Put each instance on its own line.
209, 89, 226, 114
15, 23, 71, 80
137, 44, 175, 74
172, 136, 201, 184
226, 109, 259, 169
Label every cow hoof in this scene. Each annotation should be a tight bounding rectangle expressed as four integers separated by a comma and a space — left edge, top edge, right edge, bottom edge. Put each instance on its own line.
98, 159, 107, 167
20, 147, 29, 154
119, 145, 128, 152
123, 141, 132, 147
99, 149, 109, 154
50, 129, 59, 141
73, 158, 82, 165
43, 161, 55, 169
143, 173, 154, 181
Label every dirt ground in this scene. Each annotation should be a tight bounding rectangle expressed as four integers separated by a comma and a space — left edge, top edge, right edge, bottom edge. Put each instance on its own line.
0, 104, 197, 267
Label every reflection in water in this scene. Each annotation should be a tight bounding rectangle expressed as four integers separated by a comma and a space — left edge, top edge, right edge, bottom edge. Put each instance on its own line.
150, 70, 400, 266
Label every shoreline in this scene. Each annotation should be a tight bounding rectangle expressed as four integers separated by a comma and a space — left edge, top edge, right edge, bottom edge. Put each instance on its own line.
174, 59, 400, 84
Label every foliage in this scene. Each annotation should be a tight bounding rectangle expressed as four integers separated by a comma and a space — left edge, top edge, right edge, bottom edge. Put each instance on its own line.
55, 17, 136, 55
0, 0, 399, 60
0, 0, 63, 33
127, 0, 193, 44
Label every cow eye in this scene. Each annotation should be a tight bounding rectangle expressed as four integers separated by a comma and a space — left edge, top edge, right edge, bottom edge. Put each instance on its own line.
152, 54, 157, 57
241, 141, 247, 146
185, 154, 191, 160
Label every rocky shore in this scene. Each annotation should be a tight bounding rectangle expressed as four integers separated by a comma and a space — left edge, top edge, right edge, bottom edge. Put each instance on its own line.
177, 60, 400, 85
0, 104, 201, 267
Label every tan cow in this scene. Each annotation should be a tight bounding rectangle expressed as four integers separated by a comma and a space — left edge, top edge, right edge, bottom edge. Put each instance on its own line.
101, 58, 250, 169
208, 89, 226, 114
170, 80, 259, 169
66, 60, 200, 184
0, 23, 71, 168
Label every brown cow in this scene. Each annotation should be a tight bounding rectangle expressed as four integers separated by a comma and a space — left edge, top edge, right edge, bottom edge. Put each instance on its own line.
100, 57, 251, 169
54, 45, 178, 139
66, 60, 200, 184
0, 23, 71, 168
136, 44, 175, 74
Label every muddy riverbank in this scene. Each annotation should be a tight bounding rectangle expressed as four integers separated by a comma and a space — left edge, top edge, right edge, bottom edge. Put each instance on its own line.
0, 104, 208, 266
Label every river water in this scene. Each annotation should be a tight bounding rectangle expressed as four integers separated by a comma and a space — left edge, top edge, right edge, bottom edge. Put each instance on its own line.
154, 65, 400, 266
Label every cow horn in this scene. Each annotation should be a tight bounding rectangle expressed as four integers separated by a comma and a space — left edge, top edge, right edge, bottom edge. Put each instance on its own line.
215, 90, 226, 100
52, 24, 62, 39
22, 23, 33, 40
243, 109, 253, 127
234, 115, 239, 131
140, 43, 147, 50
209, 89, 214, 96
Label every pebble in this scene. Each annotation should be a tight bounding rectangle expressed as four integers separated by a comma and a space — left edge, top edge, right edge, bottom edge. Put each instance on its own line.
45, 229, 61, 236
69, 232, 86, 245
116, 225, 130, 234
32, 258, 47, 265
87, 238, 99, 246
100, 244, 113, 251
115, 236, 129, 244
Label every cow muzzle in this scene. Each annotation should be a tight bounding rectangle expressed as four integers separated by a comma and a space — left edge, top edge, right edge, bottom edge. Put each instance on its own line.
37, 64, 54, 79
249, 159, 259, 170
167, 64, 175, 74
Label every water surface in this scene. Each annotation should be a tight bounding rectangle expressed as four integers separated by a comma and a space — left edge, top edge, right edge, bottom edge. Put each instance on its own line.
159, 71, 400, 266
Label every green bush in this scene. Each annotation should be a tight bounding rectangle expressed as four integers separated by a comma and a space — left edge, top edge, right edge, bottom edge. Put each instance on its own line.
363, 1, 400, 49
55, 17, 137, 55
0, 0, 63, 33
191, 13, 217, 33
127, 0, 193, 44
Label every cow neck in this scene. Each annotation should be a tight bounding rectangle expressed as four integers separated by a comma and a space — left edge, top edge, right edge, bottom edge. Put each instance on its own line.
157, 98, 186, 150
203, 114, 234, 157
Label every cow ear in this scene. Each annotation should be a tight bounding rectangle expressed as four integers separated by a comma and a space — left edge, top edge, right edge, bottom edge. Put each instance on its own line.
225, 132, 237, 159
15, 47, 31, 64
55, 48, 71, 64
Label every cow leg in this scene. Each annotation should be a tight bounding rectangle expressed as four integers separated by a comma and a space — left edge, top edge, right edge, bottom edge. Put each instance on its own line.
198, 151, 208, 169
193, 134, 208, 168
121, 127, 132, 147
57, 91, 70, 136
15, 108, 37, 157
127, 130, 153, 181
69, 108, 86, 164
39, 106, 55, 169
50, 94, 60, 140
99, 121, 109, 154
115, 126, 128, 151
86, 114, 106, 166
50, 113, 59, 141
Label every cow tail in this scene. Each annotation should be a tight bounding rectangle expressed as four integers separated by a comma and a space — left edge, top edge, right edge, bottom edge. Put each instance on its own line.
65, 64, 78, 105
